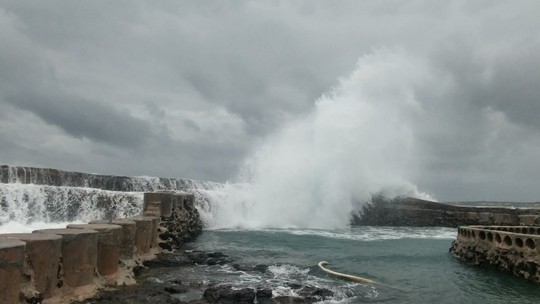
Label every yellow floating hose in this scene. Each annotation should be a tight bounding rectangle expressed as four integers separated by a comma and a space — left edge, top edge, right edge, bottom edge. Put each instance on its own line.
318, 261, 377, 284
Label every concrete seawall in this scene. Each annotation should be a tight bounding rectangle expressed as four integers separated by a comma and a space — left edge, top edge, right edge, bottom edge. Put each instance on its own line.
354, 197, 540, 227
451, 224, 540, 282
0, 191, 200, 304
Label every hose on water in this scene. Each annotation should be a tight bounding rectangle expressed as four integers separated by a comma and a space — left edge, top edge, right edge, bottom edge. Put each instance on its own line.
318, 261, 378, 284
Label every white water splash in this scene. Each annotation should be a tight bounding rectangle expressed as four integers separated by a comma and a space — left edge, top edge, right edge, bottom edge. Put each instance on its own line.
0, 183, 143, 233
198, 51, 434, 230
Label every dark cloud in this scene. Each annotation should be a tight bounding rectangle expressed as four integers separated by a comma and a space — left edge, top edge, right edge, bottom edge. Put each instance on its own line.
4, 90, 152, 148
0, 1, 539, 200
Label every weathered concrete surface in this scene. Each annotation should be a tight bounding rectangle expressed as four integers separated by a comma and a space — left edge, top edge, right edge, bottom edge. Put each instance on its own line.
127, 216, 154, 255
143, 192, 163, 217
66, 224, 122, 276
147, 216, 161, 248
89, 219, 136, 259
354, 197, 540, 227
34, 228, 98, 288
0, 238, 25, 304
451, 226, 540, 282
1, 233, 63, 299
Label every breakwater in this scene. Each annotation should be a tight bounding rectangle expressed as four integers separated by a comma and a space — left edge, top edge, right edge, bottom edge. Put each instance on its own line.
451, 222, 540, 283
0, 165, 220, 232
354, 197, 540, 227
0, 191, 200, 304
0, 165, 220, 192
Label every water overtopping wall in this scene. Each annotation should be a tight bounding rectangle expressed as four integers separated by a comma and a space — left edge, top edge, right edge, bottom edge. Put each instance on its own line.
0, 191, 200, 303
0, 165, 220, 191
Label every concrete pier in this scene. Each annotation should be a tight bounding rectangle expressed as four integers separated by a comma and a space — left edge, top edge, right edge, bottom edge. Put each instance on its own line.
34, 228, 98, 288
66, 224, 122, 276
0, 239, 25, 304
89, 219, 136, 259
1, 233, 63, 299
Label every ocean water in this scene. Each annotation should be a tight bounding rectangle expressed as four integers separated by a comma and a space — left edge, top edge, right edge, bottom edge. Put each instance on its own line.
2, 174, 540, 303
154, 227, 540, 304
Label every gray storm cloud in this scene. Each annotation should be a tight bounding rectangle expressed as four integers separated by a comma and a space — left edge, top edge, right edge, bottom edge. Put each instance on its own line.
0, 1, 539, 201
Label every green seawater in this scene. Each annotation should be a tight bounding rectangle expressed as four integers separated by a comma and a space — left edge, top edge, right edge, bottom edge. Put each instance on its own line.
161, 227, 540, 303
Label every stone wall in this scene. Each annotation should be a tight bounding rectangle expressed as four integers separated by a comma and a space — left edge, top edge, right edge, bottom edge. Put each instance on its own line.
354, 197, 540, 227
450, 225, 540, 282
0, 164, 219, 191
0, 191, 201, 303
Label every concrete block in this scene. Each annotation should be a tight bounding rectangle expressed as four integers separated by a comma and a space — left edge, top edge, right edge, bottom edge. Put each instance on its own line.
143, 192, 162, 217
1, 233, 62, 299
478, 213, 491, 223
0, 238, 25, 304
147, 216, 161, 248
66, 224, 122, 276
89, 219, 136, 259
34, 229, 98, 288
503, 214, 520, 226
160, 193, 173, 217
127, 216, 154, 254
519, 215, 539, 226
492, 213, 506, 225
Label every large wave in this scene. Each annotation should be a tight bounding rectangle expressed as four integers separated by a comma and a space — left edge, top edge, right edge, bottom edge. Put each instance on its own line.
198, 50, 435, 230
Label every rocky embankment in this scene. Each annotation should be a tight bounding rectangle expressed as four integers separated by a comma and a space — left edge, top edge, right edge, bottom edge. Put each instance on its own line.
353, 196, 540, 227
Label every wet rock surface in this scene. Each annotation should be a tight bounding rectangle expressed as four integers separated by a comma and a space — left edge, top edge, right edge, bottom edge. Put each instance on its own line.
75, 250, 335, 304
159, 205, 203, 251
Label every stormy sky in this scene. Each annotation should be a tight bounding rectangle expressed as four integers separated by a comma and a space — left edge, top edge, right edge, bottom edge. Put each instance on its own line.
1, 1, 539, 202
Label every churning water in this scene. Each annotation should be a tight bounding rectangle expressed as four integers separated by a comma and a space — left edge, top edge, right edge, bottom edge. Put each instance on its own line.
155, 228, 540, 304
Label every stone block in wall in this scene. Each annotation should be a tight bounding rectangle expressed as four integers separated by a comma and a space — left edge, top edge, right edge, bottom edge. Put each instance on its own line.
478, 213, 492, 223
89, 219, 136, 260
66, 224, 122, 276
0, 238, 25, 304
492, 213, 506, 225
503, 214, 520, 226
1, 233, 62, 299
34, 228, 98, 288
519, 215, 539, 226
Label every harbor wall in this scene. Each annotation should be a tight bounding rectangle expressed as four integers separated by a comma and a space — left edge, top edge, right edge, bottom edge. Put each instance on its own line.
0, 191, 199, 304
354, 197, 540, 227
450, 225, 540, 282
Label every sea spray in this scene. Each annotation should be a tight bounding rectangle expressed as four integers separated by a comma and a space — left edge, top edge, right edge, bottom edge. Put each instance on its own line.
197, 51, 434, 230
0, 183, 143, 232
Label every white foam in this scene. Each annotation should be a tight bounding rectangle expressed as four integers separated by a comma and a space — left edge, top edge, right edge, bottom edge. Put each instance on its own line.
0, 183, 143, 233
0, 220, 85, 234
196, 51, 436, 230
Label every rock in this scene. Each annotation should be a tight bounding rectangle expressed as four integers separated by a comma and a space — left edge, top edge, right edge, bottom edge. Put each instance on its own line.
273, 296, 312, 304
297, 285, 334, 299
164, 284, 189, 294
186, 251, 230, 265
232, 263, 269, 273
203, 285, 255, 304
143, 253, 194, 268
